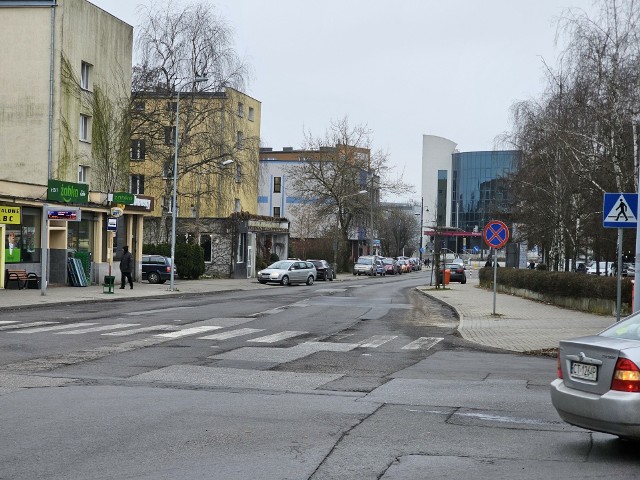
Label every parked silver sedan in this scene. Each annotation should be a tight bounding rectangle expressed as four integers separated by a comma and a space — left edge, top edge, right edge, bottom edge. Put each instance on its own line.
551, 312, 640, 440
257, 260, 316, 286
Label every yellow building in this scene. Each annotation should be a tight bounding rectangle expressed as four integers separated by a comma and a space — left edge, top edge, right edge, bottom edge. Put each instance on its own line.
130, 88, 261, 236
0, 0, 139, 288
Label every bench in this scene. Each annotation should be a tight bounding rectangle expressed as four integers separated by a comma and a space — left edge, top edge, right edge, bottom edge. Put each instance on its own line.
5, 269, 40, 290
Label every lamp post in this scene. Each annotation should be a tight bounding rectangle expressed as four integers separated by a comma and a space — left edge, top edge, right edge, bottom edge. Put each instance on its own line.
217, 158, 234, 217
333, 190, 367, 274
170, 75, 208, 292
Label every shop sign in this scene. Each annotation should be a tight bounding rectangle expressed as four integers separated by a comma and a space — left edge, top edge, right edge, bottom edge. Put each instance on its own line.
46, 206, 81, 221
132, 195, 153, 210
110, 207, 124, 218
47, 179, 88, 204
0, 206, 21, 224
109, 192, 135, 205
107, 218, 117, 232
248, 219, 289, 233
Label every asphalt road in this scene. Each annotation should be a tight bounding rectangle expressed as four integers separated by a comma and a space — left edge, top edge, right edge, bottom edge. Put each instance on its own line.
0, 271, 638, 479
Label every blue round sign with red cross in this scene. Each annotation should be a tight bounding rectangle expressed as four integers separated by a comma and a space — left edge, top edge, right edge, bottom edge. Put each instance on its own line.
483, 220, 509, 249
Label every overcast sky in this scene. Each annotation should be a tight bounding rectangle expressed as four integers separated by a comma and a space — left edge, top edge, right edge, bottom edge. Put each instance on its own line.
91, 0, 598, 202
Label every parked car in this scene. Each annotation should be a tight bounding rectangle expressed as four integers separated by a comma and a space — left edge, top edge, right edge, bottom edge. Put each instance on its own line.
307, 259, 334, 281
375, 258, 386, 276
141, 255, 176, 284
382, 257, 400, 275
353, 256, 376, 276
551, 312, 640, 440
257, 260, 316, 286
438, 263, 467, 284
396, 259, 411, 273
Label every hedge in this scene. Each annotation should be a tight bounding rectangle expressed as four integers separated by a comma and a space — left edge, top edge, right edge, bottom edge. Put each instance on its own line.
478, 267, 632, 303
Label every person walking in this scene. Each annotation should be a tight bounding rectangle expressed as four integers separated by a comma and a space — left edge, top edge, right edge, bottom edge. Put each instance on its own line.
119, 245, 133, 289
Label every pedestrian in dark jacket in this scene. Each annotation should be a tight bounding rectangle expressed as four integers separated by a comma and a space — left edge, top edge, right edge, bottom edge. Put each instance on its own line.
119, 245, 133, 289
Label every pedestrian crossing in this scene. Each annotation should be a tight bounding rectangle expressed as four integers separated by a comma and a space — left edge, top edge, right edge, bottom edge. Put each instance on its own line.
0, 320, 443, 351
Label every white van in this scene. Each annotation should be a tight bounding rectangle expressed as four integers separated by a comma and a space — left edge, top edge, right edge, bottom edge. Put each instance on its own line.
586, 262, 613, 276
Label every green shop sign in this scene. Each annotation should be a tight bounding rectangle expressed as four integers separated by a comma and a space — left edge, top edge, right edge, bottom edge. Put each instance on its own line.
110, 192, 135, 205
47, 179, 88, 204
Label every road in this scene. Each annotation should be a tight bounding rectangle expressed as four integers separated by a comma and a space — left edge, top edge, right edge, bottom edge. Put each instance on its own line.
0, 272, 638, 479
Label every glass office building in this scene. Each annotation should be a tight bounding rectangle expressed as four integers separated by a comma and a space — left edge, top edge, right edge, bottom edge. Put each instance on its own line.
451, 150, 520, 233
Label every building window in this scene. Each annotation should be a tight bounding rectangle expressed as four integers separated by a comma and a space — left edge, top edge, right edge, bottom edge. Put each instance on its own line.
79, 114, 91, 142
273, 207, 281, 217
131, 174, 145, 194
5, 207, 41, 263
164, 126, 176, 145
248, 106, 254, 121
235, 164, 242, 183
77, 165, 89, 185
130, 139, 145, 160
236, 131, 244, 149
273, 176, 282, 193
237, 102, 244, 117
167, 101, 177, 112
234, 199, 241, 213
162, 158, 174, 179
80, 61, 91, 90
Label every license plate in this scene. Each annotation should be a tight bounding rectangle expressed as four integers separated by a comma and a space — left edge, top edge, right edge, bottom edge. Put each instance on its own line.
570, 362, 598, 381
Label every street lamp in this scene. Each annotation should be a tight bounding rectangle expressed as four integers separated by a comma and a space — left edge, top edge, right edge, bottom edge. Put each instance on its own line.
217, 158, 235, 217
170, 75, 208, 292
333, 189, 368, 273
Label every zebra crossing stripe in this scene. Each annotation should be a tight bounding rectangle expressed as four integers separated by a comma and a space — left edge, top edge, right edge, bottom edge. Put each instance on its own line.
15, 323, 98, 333
155, 326, 222, 338
55, 324, 140, 335
0, 321, 19, 325
199, 328, 264, 340
102, 325, 179, 336
0, 322, 59, 331
248, 331, 307, 343
358, 335, 398, 348
401, 337, 443, 350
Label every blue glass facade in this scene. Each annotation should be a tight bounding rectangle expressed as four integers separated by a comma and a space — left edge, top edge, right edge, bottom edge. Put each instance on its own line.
451, 151, 519, 232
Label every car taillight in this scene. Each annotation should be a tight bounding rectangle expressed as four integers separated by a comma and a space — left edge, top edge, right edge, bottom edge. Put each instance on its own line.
557, 356, 563, 379
611, 358, 640, 392
165, 266, 171, 273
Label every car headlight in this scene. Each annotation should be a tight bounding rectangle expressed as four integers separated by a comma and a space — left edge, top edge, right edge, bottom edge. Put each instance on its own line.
271, 272, 282, 279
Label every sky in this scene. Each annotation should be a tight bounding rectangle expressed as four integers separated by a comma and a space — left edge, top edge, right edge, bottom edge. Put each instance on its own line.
91, 0, 599, 202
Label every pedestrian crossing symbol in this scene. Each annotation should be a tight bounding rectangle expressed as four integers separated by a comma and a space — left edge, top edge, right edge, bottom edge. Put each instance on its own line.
603, 193, 638, 228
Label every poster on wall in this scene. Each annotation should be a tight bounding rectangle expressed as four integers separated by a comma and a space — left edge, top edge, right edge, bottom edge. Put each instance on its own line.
5, 228, 21, 263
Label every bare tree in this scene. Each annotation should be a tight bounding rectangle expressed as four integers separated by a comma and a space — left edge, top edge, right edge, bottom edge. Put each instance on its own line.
286, 117, 413, 271
131, 1, 255, 242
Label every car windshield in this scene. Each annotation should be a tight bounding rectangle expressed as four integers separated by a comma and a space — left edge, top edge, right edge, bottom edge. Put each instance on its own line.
357, 258, 372, 265
268, 261, 293, 270
600, 312, 640, 341
383, 258, 393, 264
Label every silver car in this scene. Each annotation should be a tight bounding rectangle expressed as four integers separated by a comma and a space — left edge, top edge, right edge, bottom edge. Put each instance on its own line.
257, 260, 316, 286
551, 312, 640, 440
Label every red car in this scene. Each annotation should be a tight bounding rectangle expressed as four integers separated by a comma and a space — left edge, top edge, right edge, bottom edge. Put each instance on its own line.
382, 257, 400, 275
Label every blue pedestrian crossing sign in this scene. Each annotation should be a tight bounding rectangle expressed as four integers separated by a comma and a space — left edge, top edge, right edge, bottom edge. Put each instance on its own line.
603, 193, 638, 228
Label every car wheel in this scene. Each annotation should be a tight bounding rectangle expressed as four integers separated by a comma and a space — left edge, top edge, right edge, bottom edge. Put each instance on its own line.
461, 277, 467, 284
258, 279, 267, 284
329, 273, 334, 281
323, 273, 328, 281
306, 275, 314, 286
281, 275, 290, 286
147, 272, 161, 284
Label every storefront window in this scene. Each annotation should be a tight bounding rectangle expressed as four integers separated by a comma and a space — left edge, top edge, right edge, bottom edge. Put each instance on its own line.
67, 213, 93, 255
200, 234, 212, 262
3, 207, 41, 263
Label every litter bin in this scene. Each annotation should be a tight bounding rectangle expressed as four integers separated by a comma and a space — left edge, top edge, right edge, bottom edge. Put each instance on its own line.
103, 275, 115, 294
444, 268, 451, 285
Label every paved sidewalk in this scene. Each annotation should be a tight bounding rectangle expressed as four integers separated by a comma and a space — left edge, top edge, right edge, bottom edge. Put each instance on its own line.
418, 275, 616, 353
0, 271, 618, 354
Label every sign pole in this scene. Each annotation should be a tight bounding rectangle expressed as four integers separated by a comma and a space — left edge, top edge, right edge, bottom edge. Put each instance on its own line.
617, 228, 623, 322
492, 248, 497, 315
40, 204, 48, 296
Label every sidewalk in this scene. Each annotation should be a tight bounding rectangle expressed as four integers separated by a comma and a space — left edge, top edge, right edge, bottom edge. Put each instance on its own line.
0, 271, 617, 354
417, 274, 615, 353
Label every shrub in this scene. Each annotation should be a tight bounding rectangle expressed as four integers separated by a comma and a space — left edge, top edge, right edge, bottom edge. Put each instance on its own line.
478, 267, 632, 302
143, 243, 204, 280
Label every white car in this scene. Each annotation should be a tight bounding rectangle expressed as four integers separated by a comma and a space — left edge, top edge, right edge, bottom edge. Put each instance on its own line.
257, 260, 316, 286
